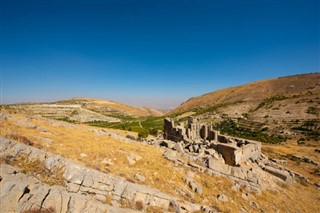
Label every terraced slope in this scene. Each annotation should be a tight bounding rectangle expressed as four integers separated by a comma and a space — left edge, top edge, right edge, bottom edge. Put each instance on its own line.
170, 73, 320, 141
1, 97, 164, 123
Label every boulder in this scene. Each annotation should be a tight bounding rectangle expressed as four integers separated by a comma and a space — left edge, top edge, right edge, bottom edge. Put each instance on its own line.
174, 142, 185, 153
217, 193, 228, 202
125, 152, 142, 166
207, 158, 231, 175
263, 166, 293, 183
159, 140, 176, 149
126, 134, 137, 140
250, 201, 259, 208
162, 150, 177, 162
134, 172, 146, 183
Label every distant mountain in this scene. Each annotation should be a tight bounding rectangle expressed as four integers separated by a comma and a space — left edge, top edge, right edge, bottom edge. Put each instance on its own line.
170, 73, 320, 140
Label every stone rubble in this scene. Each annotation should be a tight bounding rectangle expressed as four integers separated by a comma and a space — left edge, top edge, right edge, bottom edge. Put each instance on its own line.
157, 117, 307, 191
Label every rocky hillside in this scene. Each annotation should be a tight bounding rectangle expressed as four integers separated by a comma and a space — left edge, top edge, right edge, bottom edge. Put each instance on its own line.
171, 73, 320, 141
1, 97, 163, 123
1, 108, 320, 212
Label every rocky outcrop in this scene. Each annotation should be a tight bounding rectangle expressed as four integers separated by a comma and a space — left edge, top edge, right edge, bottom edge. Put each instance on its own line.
182, 176, 203, 195
0, 164, 137, 213
0, 137, 216, 213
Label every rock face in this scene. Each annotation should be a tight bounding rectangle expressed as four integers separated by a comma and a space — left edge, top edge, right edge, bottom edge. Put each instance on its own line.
0, 137, 215, 213
0, 164, 136, 213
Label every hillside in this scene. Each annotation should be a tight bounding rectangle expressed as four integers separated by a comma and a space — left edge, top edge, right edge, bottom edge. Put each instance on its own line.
1, 110, 319, 212
57, 98, 164, 117
171, 73, 320, 141
1, 97, 163, 123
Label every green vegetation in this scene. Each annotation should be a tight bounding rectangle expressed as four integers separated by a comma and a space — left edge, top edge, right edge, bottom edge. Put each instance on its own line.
138, 129, 149, 139
291, 119, 320, 141
186, 101, 244, 117
254, 95, 288, 111
86, 116, 165, 136
55, 117, 77, 123
310, 169, 320, 176
107, 113, 137, 120
306, 107, 320, 117
213, 119, 286, 144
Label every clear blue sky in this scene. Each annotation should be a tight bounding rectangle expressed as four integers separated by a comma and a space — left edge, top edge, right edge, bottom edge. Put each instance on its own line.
1, 0, 319, 109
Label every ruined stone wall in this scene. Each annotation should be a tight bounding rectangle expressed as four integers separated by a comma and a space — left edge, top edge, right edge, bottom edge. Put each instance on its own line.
163, 117, 261, 166
240, 142, 261, 163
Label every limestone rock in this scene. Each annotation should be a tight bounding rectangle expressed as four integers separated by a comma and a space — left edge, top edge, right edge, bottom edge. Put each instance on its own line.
232, 183, 241, 191
134, 172, 146, 183
263, 166, 293, 183
163, 150, 177, 162
126, 134, 137, 140
250, 201, 259, 208
124, 152, 142, 166
242, 192, 249, 200
217, 193, 228, 202
174, 142, 184, 153
183, 176, 203, 195
0, 163, 138, 213
159, 140, 176, 149
80, 153, 88, 158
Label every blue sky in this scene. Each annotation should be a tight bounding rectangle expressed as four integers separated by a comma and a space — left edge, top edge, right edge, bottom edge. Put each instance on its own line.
1, 0, 319, 109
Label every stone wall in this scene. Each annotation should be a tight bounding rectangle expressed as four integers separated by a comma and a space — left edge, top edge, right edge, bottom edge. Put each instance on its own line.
163, 117, 261, 166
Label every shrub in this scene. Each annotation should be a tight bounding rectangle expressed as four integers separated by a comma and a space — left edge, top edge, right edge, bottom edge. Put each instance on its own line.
135, 201, 144, 210
138, 129, 149, 139
22, 207, 55, 213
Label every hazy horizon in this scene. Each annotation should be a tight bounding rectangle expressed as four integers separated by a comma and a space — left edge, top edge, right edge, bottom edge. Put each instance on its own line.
2, 0, 319, 109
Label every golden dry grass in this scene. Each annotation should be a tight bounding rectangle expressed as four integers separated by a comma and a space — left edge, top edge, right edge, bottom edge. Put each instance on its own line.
68, 97, 163, 117
1, 110, 320, 212
172, 73, 320, 113
1, 155, 65, 187
262, 140, 320, 184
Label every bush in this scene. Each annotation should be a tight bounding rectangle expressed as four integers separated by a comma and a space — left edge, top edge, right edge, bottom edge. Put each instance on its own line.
138, 129, 149, 139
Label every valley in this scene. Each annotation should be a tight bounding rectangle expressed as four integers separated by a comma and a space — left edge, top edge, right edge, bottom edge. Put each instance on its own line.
1, 73, 319, 212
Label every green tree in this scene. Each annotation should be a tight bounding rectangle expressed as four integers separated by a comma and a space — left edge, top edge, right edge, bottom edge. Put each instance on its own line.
138, 129, 149, 139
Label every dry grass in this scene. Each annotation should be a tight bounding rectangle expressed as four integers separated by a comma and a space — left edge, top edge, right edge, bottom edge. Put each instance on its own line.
22, 207, 55, 213
1, 155, 65, 187
135, 201, 144, 210
146, 206, 164, 213
262, 140, 320, 183
102, 195, 113, 205
0, 112, 186, 198
172, 73, 320, 113
1, 111, 320, 212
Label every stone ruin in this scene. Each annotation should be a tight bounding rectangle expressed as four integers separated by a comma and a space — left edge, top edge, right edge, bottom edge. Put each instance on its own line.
161, 117, 306, 192
164, 117, 261, 166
